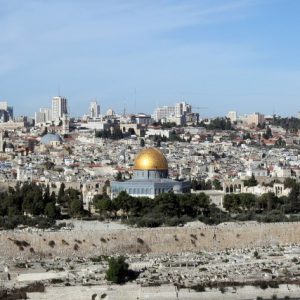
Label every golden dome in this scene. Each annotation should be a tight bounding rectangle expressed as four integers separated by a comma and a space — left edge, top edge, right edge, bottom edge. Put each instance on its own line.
134, 147, 168, 170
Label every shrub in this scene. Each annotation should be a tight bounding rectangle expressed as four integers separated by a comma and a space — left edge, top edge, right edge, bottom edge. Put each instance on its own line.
292, 257, 298, 263
13, 240, 30, 247
259, 281, 268, 289
199, 267, 208, 272
62, 239, 69, 246
15, 262, 27, 268
106, 256, 137, 284
269, 281, 279, 288
74, 244, 79, 251
137, 238, 144, 244
191, 284, 205, 292
48, 240, 55, 248
50, 278, 64, 284
253, 250, 260, 259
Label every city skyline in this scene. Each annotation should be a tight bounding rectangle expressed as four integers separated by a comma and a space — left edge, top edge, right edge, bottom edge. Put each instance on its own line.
1, 0, 300, 116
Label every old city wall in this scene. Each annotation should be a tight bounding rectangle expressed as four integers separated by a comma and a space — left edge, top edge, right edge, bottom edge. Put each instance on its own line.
0, 222, 299, 259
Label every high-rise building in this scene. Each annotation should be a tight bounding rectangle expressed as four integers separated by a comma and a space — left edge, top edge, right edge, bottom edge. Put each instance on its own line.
0, 101, 13, 120
0, 102, 7, 110
175, 102, 191, 117
90, 101, 100, 118
35, 112, 46, 124
153, 101, 192, 125
154, 105, 175, 121
40, 108, 52, 123
297, 112, 300, 119
35, 108, 52, 125
227, 111, 237, 122
52, 96, 68, 121
246, 112, 265, 126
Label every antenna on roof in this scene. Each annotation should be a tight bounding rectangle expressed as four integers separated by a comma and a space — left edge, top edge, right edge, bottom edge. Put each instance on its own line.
134, 88, 137, 114
123, 102, 126, 117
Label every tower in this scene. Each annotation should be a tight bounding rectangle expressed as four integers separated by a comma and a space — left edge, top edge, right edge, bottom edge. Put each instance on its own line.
0, 131, 3, 152
52, 96, 68, 121
62, 114, 70, 135
90, 101, 100, 118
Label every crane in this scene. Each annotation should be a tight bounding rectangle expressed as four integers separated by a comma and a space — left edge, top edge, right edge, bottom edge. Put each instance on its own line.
193, 107, 208, 110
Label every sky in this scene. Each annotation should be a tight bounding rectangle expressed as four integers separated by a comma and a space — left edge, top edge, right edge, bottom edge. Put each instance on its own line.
1, 0, 300, 117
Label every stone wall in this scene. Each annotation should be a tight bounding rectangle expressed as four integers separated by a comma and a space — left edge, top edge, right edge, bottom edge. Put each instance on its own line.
0, 222, 299, 259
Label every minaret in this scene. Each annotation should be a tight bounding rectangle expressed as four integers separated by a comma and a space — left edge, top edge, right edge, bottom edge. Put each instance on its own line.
0, 131, 3, 152
62, 114, 69, 135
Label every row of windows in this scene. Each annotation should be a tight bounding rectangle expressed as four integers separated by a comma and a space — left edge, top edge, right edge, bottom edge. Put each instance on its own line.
128, 187, 152, 194
112, 187, 171, 195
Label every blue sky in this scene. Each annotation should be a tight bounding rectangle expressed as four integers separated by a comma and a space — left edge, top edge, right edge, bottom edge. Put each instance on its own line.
1, 0, 300, 117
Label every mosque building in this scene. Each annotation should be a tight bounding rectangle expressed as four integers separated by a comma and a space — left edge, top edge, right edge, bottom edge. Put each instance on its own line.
110, 147, 190, 199
40, 133, 63, 146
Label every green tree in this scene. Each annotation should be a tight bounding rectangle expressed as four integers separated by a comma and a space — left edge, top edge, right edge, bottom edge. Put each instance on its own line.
155, 193, 180, 218
58, 182, 65, 204
263, 126, 273, 139
140, 138, 145, 147
44, 202, 59, 219
257, 192, 280, 211
50, 191, 56, 203
244, 174, 258, 187
93, 195, 115, 217
106, 256, 130, 284
113, 191, 133, 216
223, 194, 242, 212
287, 183, 300, 213
68, 198, 84, 217
240, 193, 256, 211
179, 193, 210, 218
43, 185, 51, 204
2, 140, 7, 152
212, 179, 222, 190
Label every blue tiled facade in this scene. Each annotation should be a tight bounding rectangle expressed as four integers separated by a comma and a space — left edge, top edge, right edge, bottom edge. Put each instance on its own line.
111, 169, 190, 199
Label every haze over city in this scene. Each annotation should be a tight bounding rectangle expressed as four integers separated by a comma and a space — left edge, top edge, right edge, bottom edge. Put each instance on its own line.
3, 2, 300, 299
1, 0, 300, 117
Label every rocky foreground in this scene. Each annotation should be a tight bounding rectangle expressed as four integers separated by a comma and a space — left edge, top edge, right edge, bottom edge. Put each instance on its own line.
2, 221, 300, 299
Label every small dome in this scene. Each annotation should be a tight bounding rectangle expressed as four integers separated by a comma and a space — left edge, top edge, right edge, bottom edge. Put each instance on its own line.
134, 147, 168, 170
40, 133, 62, 145
173, 185, 181, 192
